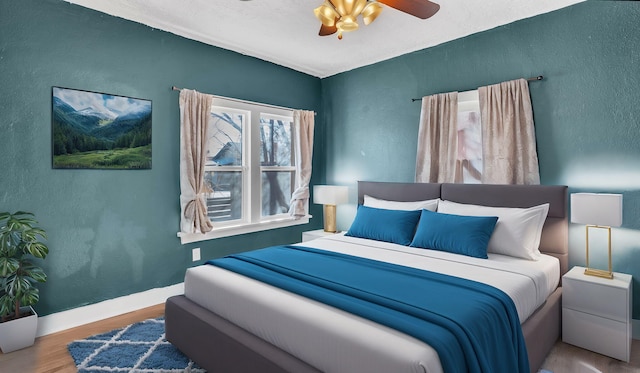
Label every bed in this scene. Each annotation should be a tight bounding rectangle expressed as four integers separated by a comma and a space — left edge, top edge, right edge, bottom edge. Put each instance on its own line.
165, 181, 568, 373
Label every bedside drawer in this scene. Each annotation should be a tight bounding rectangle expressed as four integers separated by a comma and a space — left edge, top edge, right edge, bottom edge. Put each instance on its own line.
563, 278, 628, 322
563, 308, 630, 362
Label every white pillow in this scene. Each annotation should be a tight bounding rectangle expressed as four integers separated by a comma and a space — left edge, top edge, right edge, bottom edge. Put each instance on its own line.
437, 200, 549, 260
364, 195, 439, 212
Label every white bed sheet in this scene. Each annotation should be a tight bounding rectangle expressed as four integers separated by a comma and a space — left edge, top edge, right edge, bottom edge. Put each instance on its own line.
184, 234, 560, 373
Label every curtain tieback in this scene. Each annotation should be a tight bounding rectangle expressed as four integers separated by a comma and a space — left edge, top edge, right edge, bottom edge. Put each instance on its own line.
290, 186, 309, 200
184, 193, 208, 219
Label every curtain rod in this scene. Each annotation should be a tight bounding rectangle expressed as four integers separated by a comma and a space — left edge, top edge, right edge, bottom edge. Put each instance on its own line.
410, 75, 544, 102
172, 86, 316, 115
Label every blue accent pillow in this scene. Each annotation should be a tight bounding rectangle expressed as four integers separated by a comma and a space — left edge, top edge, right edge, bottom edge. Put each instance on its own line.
346, 205, 421, 246
410, 209, 498, 259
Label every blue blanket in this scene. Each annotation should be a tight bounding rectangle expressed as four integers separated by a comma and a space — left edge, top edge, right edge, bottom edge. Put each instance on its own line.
207, 245, 529, 373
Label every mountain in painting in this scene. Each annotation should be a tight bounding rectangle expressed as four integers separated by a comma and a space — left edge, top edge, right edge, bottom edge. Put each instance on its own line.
52, 96, 102, 134
76, 106, 117, 121
91, 109, 151, 142
52, 93, 151, 156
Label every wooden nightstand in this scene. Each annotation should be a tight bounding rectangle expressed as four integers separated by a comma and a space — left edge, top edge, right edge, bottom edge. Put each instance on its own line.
302, 229, 337, 242
562, 266, 633, 362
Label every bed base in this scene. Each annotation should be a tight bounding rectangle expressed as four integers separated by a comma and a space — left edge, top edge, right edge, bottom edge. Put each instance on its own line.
165, 294, 321, 373
166, 287, 561, 373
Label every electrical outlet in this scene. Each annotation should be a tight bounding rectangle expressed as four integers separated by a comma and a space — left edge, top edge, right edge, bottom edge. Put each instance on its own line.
192, 248, 201, 262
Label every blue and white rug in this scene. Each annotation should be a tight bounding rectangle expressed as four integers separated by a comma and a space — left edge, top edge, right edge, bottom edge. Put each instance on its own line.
67, 317, 206, 372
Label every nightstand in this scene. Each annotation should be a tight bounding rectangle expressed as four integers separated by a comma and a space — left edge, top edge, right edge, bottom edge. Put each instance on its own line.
302, 229, 337, 242
562, 266, 633, 362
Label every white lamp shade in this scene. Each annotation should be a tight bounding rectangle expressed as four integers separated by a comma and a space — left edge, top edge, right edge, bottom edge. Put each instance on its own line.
571, 193, 623, 227
313, 185, 348, 205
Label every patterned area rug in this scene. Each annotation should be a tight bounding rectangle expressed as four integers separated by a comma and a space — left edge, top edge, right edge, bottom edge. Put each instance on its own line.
67, 318, 206, 372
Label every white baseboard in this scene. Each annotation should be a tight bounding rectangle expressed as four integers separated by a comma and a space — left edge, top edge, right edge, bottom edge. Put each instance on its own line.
634, 318, 640, 340
36, 282, 184, 337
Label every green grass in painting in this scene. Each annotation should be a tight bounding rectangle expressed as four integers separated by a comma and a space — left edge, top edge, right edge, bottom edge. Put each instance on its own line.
53, 145, 151, 169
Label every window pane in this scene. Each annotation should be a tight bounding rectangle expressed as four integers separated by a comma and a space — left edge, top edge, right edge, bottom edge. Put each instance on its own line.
260, 116, 292, 166
261, 171, 292, 217
457, 110, 483, 183
204, 171, 242, 222
208, 111, 243, 166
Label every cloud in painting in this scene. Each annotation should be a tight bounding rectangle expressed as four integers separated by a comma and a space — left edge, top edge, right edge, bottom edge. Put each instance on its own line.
53, 87, 151, 119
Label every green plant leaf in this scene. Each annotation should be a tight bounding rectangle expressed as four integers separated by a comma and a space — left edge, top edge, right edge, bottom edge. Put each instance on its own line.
18, 287, 39, 307
26, 227, 47, 240
0, 230, 19, 249
0, 293, 13, 318
6, 218, 20, 231
0, 257, 20, 277
21, 264, 47, 283
25, 242, 49, 259
13, 211, 35, 217
6, 274, 30, 297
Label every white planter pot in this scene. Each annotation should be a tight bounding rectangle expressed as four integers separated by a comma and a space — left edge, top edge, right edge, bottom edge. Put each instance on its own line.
0, 307, 38, 353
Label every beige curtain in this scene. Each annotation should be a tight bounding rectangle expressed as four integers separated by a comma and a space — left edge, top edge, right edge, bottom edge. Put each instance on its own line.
479, 79, 540, 184
289, 110, 315, 218
179, 89, 214, 234
415, 92, 459, 182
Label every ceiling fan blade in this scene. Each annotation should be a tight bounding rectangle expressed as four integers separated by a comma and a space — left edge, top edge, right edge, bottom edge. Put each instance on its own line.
319, 23, 337, 36
378, 0, 440, 19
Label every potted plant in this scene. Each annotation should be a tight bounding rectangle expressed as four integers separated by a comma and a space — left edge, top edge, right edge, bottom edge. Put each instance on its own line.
0, 211, 48, 353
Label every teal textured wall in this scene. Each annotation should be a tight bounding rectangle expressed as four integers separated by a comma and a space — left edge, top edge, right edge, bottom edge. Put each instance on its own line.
3, 0, 639, 322
0, 0, 322, 316
322, 1, 640, 318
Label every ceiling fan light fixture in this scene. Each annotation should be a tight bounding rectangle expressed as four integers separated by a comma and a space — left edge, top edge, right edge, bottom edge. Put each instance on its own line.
350, 0, 369, 17
314, 2, 339, 26
317, 0, 440, 39
331, 0, 367, 19
362, 1, 382, 25
336, 14, 359, 32
331, 0, 347, 17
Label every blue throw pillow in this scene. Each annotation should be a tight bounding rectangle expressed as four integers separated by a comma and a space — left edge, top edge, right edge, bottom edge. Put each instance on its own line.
410, 210, 498, 259
346, 205, 421, 246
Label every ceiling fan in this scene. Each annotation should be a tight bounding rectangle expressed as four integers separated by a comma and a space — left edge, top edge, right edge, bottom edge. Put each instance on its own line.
314, 0, 440, 39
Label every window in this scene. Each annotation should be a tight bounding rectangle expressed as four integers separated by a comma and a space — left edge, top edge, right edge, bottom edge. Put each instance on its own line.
180, 97, 307, 243
456, 90, 482, 183
417, 80, 538, 185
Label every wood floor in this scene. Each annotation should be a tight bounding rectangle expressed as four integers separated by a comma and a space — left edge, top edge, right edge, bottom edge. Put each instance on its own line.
0, 303, 164, 373
0, 303, 637, 373
541, 339, 640, 373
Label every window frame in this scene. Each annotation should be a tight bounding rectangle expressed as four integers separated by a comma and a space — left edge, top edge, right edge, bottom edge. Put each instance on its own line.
179, 97, 308, 244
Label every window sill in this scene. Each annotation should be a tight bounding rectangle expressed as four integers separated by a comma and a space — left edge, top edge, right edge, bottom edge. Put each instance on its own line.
178, 216, 310, 244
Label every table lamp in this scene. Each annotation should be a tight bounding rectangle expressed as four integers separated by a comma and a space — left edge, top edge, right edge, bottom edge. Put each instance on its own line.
313, 185, 348, 233
570, 193, 623, 279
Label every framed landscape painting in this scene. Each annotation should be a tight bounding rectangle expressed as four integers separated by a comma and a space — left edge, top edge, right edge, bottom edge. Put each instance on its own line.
52, 87, 152, 169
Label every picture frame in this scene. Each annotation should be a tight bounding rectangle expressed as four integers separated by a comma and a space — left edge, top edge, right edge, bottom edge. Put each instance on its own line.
52, 86, 152, 169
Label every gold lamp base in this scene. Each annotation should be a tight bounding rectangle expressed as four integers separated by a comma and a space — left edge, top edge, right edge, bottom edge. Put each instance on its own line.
584, 225, 614, 280
323, 204, 337, 233
584, 267, 614, 279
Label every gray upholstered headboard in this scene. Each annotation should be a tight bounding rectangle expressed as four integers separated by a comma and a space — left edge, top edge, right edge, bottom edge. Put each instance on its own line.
357, 181, 569, 277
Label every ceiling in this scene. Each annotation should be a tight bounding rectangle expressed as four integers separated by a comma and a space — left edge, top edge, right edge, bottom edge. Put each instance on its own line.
63, 0, 584, 78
